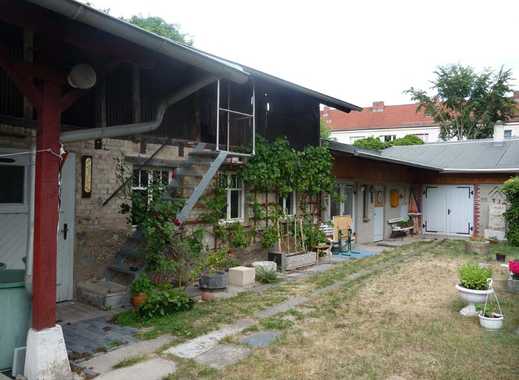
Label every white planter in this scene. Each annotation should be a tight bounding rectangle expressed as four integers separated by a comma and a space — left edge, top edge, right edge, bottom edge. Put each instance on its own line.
455, 284, 494, 316
478, 313, 504, 330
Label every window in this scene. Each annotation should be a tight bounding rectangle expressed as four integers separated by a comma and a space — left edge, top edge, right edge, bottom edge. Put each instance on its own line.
278, 191, 296, 217
381, 135, 396, 142
131, 167, 172, 224
0, 165, 25, 204
504, 129, 512, 138
219, 173, 244, 222
330, 184, 354, 230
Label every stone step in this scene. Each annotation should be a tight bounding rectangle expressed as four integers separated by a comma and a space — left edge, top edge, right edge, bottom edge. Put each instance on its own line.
77, 279, 130, 309
96, 357, 176, 380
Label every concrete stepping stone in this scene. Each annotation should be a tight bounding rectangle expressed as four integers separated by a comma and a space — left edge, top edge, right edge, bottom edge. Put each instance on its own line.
165, 319, 254, 359
79, 335, 174, 375
194, 344, 251, 369
96, 357, 176, 380
239, 330, 280, 348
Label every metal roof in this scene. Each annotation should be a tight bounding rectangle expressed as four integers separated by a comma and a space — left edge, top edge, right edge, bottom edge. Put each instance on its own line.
28, 0, 361, 112
328, 138, 519, 173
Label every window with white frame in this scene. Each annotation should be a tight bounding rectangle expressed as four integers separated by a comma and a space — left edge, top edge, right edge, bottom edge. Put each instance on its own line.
278, 191, 296, 217
131, 167, 172, 224
381, 135, 397, 142
219, 173, 244, 222
504, 129, 512, 138
0, 154, 29, 213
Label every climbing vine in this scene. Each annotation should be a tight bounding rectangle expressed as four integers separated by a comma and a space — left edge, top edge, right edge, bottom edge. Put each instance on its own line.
502, 176, 519, 246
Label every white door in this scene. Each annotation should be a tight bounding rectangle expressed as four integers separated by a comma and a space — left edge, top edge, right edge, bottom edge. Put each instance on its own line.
57, 154, 76, 302
373, 207, 384, 241
423, 185, 473, 235
423, 186, 446, 233
447, 186, 473, 235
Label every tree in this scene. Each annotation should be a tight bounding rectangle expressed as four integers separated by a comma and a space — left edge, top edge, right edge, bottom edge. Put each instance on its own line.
124, 15, 193, 46
353, 135, 424, 150
405, 65, 515, 140
320, 118, 333, 140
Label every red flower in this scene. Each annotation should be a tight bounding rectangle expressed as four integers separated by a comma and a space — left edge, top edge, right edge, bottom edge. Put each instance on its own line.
509, 260, 519, 275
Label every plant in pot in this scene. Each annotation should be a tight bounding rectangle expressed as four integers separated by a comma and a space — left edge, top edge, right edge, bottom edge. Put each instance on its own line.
455, 263, 493, 316
198, 249, 239, 291
130, 273, 153, 310
476, 301, 504, 330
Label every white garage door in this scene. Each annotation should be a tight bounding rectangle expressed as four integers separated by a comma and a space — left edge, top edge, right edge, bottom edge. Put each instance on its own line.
423, 185, 474, 235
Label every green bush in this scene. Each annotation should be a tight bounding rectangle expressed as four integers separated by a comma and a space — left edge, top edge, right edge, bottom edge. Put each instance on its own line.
458, 263, 492, 290
261, 226, 279, 249
391, 135, 425, 146
353, 136, 388, 150
139, 286, 194, 319
502, 176, 519, 246
255, 267, 279, 284
130, 273, 154, 296
198, 249, 239, 275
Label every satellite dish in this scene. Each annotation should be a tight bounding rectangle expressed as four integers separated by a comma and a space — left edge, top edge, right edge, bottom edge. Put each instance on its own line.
68, 64, 97, 89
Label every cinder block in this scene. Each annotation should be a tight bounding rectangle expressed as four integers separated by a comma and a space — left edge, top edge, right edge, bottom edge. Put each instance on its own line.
228, 266, 255, 287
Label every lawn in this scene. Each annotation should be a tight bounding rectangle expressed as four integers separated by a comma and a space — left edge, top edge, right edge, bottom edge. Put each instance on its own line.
163, 240, 519, 379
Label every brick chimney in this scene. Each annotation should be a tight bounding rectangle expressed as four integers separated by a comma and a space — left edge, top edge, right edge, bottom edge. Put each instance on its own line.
372, 101, 384, 112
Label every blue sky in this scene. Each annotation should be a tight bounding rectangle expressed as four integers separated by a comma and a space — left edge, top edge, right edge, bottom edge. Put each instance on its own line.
84, 0, 519, 108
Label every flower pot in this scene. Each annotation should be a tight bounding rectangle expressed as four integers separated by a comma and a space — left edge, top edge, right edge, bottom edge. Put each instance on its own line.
455, 284, 494, 316
478, 313, 504, 330
495, 253, 506, 262
131, 292, 147, 310
464, 240, 490, 255
507, 273, 519, 293
200, 291, 216, 302
199, 271, 227, 290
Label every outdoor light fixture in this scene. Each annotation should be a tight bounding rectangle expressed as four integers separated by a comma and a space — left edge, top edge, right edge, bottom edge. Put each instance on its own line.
68, 64, 97, 89
81, 155, 92, 198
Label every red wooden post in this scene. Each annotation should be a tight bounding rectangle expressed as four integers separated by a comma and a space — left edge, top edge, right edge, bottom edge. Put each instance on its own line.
32, 81, 61, 330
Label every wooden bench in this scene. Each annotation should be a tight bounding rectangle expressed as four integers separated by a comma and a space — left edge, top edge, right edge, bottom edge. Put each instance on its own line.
388, 217, 414, 237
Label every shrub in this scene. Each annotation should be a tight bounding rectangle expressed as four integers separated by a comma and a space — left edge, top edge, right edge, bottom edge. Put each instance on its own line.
502, 176, 519, 246
139, 286, 194, 319
255, 267, 279, 284
261, 226, 279, 249
391, 135, 425, 146
198, 249, 239, 275
130, 273, 154, 296
458, 263, 492, 290
353, 136, 388, 150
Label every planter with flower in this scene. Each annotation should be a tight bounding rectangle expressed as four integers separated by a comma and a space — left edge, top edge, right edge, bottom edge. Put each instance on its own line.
198, 249, 239, 290
456, 263, 493, 316
130, 273, 153, 310
508, 260, 519, 293
476, 301, 504, 330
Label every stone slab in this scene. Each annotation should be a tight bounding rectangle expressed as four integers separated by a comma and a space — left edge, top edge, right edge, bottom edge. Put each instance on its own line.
79, 335, 174, 374
239, 330, 280, 348
96, 357, 176, 380
194, 344, 251, 369
165, 319, 254, 359
228, 266, 255, 287
252, 261, 277, 272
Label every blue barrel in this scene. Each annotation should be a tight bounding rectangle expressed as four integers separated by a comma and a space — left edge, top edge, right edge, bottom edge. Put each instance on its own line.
0, 270, 30, 371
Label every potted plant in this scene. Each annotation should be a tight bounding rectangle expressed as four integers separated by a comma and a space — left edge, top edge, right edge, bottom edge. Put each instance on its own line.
508, 260, 519, 293
477, 303, 504, 330
455, 263, 493, 316
198, 249, 238, 290
130, 273, 153, 310
464, 236, 490, 255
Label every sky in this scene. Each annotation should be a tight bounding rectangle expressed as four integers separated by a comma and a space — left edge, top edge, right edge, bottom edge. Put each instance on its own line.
84, 0, 519, 108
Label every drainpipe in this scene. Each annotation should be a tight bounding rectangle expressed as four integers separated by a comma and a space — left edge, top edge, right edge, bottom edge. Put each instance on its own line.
60, 75, 216, 142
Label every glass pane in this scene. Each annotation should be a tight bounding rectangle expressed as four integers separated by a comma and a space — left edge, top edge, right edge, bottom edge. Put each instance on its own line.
230, 190, 240, 219
132, 169, 140, 187
343, 186, 353, 216
278, 195, 284, 210
0, 166, 24, 203
141, 170, 149, 188
330, 185, 340, 217
286, 192, 294, 215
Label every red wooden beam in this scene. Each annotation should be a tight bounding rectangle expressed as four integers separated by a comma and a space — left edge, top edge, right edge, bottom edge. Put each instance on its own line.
32, 81, 62, 330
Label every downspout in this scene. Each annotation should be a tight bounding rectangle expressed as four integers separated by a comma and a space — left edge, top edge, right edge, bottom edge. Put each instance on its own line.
60, 75, 217, 142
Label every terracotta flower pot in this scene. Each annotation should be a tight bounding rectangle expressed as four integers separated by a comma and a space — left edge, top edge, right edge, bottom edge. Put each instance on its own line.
201, 291, 216, 302
131, 292, 147, 310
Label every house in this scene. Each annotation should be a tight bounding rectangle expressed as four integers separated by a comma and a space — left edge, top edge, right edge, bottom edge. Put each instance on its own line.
327, 125, 519, 243
0, 1, 360, 377
322, 97, 519, 144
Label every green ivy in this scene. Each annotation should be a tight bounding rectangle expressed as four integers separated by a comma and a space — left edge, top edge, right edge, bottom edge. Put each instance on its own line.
502, 176, 519, 246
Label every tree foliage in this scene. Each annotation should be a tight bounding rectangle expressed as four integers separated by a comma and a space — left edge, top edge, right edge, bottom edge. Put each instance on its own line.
353, 135, 424, 150
502, 176, 519, 246
123, 15, 193, 45
320, 118, 333, 140
405, 65, 515, 140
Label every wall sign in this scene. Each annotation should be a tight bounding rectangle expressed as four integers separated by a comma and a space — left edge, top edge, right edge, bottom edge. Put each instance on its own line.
81, 155, 92, 198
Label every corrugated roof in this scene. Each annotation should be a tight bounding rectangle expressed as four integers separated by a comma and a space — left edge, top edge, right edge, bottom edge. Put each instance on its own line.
322, 102, 434, 131
328, 138, 519, 173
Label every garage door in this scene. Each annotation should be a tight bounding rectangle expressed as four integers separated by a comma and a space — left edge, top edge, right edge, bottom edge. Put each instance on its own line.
423, 185, 474, 235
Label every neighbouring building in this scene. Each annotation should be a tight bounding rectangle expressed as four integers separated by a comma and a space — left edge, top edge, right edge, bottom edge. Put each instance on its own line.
323, 96, 519, 144
327, 125, 519, 243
